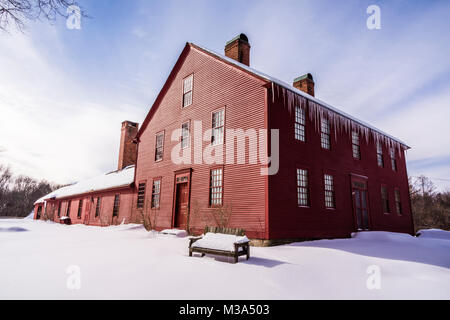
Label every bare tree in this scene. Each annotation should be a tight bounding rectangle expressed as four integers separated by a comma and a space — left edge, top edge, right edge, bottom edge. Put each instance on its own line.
0, 164, 60, 217
188, 199, 210, 234
0, 0, 86, 31
410, 175, 449, 232
0, 165, 12, 213
140, 199, 158, 231
210, 202, 233, 229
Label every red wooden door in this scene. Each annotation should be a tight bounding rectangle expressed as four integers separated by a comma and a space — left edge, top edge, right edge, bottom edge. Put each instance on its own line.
353, 187, 370, 230
174, 182, 189, 229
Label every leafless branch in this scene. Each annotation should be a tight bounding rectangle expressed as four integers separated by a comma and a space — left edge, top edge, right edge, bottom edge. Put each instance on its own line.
0, 0, 87, 32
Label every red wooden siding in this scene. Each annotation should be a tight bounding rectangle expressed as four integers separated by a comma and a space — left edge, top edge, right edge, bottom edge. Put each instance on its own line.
134, 45, 269, 239
36, 187, 134, 226
268, 96, 413, 239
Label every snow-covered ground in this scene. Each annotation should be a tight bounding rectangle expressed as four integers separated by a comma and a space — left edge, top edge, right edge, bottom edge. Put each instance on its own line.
0, 218, 449, 299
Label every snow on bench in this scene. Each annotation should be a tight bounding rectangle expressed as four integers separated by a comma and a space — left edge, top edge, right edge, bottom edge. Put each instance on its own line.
59, 216, 71, 225
160, 229, 188, 237
189, 227, 250, 263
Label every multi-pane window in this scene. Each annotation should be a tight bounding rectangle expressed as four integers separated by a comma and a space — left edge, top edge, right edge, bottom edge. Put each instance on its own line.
294, 106, 306, 141
210, 168, 223, 206
296, 169, 309, 206
137, 182, 146, 209
66, 200, 71, 217
151, 180, 161, 208
352, 131, 360, 159
155, 132, 164, 161
77, 199, 83, 218
377, 142, 384, 168
183, 74, 193, 107
95, 197, 101, 217
390, 148, 397, 171
181, 122, 190, 149
324, 174, 335, 208
113, 195, 120, 217
381, 186, 390, 213
395, 189, 402, 215
57, 202, 61, 218
321, 118, 331, 150
211, 110, 224, 146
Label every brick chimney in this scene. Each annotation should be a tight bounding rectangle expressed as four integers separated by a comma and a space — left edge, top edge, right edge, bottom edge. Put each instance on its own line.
225, 33, 250, 66
293, 73, 315, 97
118, 121, 138, 170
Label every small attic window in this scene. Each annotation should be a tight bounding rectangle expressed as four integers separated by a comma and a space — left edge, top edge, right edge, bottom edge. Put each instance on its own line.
183, 74, 193, 107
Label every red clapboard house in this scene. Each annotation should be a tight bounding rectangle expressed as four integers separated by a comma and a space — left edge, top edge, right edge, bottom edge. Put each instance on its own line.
34, 34, 414, 243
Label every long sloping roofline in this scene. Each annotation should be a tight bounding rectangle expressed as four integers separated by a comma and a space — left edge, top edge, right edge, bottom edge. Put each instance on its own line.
191, 43, 409, 148
137, 42, 408, 148
34, 165, 135, 204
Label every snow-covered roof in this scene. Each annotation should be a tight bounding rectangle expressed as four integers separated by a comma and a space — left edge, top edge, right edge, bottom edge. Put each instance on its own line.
192, 43, 409, 148
34, 166, 135, 204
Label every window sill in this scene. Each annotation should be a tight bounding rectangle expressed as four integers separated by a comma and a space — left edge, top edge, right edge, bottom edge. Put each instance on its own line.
211, 142, 224, 147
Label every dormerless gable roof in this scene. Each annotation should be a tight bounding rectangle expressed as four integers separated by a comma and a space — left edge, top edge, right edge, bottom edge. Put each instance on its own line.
137, 42, 408, 148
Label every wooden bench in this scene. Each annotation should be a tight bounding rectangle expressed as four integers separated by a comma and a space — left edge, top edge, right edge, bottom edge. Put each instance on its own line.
188, 226, 250, 263
59, 216, 71, 225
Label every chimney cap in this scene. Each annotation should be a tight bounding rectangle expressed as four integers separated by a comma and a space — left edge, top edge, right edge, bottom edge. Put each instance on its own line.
294, 73, 314, 82
226, 33, 249, 46
122, 120, 138, 127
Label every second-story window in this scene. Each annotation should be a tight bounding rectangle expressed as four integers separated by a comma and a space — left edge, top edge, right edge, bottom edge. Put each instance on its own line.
390, 148, 397, 172
321, 118, 331, 150
324, 174, 335, 209
352, 131, 361, 159
181, 122, 190, 149
137, 182, 146, 209
211, 109, 224, 146
377, 142, 384, 168
155, 132, 164, 161
294, 106, 306, 141
183, 74, 193, 107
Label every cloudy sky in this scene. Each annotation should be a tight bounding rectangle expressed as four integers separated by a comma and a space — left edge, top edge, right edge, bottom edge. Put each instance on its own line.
0, 0, 449, 190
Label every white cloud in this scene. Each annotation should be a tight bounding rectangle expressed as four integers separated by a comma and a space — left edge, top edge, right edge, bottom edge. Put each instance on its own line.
0, 30, 142, 185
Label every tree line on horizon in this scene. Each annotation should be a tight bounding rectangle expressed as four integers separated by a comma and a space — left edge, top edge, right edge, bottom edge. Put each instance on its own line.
410, 176, 449, 232
0, 164, 61, 217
